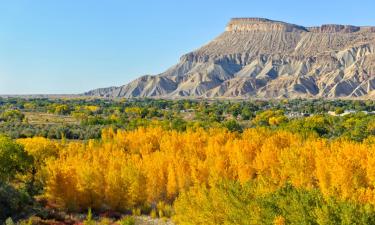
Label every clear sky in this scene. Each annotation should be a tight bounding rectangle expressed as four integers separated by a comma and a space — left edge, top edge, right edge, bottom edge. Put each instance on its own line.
1, 0, 375, 94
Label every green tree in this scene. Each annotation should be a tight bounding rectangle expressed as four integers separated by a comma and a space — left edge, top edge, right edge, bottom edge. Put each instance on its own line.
241, 108, 253, 120
0, 136, 32, 182
223, 119, 243, 132
54, 104, 70, 115
252, 110, 287, 127
335, 107, 345, 115
1, 110, 25, 122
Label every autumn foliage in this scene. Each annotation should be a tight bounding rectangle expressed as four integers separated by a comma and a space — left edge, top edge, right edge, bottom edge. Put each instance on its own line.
16, 128, 373, 206
14, 126, 375, 223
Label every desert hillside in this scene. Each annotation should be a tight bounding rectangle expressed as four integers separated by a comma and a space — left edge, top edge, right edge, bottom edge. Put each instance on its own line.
85, 18, 375, 99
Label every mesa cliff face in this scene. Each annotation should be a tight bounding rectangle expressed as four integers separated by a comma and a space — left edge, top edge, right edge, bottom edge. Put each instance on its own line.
85, 18, 375, 99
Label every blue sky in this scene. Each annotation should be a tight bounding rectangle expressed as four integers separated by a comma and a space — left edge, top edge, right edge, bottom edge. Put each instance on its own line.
1, 0, 374, 94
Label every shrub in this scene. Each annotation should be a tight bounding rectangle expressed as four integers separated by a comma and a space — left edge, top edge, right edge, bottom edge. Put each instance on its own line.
118, 216, 135, 225
0, 183, 32, 222
0, 136, 32, 182
150, 209, 157, 219
83, 208, 95, 225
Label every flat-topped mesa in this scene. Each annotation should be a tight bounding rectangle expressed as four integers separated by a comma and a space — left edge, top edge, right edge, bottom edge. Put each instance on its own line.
226, 18, 375, 33
307, 24, 361, 33
226, 18, 308, 32
307, 24, 375, 33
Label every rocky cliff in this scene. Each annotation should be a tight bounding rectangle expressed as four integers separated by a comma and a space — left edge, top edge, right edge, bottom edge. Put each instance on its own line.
85, 18, 375, 99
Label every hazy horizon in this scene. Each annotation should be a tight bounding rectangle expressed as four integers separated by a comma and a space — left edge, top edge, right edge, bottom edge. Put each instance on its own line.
1, 0, 375, 94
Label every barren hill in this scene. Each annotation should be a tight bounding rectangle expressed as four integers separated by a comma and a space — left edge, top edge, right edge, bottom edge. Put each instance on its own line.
85, 18, 375, 99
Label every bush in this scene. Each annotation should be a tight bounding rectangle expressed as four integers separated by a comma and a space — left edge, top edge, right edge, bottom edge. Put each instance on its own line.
157, 202, 173, 218
0, 136, 32, 182
5, 218, 15, 225
131, 208, 141, 216
118, 216, 135, 225
0, 182, 32, 223
83, 208, 95, 225
173, 180, 375, 225
150, 209, 157, 219
0, 110, 25, 122
223, 119, 242, 132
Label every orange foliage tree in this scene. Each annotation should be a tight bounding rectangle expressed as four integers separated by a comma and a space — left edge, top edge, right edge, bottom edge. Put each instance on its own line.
18, 126, 375, 212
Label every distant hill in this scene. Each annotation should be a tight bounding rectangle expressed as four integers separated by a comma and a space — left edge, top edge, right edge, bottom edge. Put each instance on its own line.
85, 18, 375, 99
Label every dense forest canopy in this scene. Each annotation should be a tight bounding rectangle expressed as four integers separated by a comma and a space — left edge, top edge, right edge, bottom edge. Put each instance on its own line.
1, 97, 375, 140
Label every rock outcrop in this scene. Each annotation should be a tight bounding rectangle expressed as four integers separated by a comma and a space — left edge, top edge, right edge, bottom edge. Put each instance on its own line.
85, 18, 375, 99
